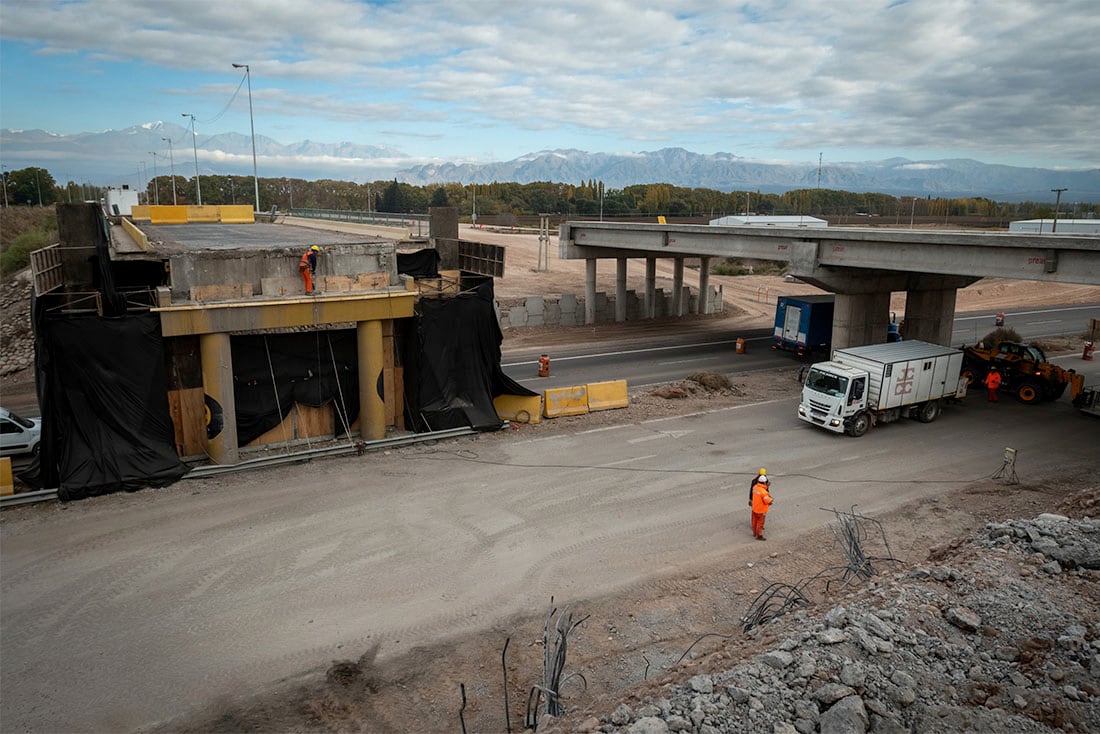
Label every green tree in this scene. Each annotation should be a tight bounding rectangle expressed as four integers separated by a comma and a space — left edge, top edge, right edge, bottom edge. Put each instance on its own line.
430, 186, 449, 207
7, 167, 57, 206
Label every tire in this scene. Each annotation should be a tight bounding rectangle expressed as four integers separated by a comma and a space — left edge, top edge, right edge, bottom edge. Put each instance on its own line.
847, 412, 870, 437
30, 442, 40, 457
1015, 379, 1043, 404
961, 368, 983, 389
917, 400, 941, 423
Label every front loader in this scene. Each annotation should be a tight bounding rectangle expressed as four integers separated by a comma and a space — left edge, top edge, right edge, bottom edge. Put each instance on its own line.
961, 341, 1084, 404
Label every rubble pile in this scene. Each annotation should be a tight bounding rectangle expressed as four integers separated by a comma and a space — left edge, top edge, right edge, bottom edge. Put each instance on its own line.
566, 514, 1099, 734
0, 276, 33, 376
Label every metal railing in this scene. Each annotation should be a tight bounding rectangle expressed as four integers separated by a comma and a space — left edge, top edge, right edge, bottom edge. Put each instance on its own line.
290, 208, 431, 238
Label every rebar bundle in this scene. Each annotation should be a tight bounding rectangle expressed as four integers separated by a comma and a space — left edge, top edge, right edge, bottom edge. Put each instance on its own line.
825, 505, 900, 584
525, 598, 589, 729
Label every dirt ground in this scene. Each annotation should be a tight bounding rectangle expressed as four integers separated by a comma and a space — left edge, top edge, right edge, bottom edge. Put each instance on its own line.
4, 222, 1099, 733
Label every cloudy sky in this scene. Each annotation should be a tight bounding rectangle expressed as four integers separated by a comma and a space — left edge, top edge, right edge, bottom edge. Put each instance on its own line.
1, 0, 1098, 174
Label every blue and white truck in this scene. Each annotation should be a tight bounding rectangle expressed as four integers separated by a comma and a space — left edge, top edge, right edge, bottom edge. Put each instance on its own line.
773, 294, 901, 358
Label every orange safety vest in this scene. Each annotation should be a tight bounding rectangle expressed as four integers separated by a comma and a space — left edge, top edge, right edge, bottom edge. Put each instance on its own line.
299, 251, 314, 271
751, 481, 772, 514
984, 371, 1002, 389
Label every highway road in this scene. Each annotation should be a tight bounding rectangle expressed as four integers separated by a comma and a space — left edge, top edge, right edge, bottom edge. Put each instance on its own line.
3, 354, 1098, 732
503, 304, 1100, 389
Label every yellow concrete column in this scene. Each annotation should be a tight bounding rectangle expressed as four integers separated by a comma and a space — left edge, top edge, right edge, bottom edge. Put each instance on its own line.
199, 332, 239, 464
358, 320, 385, 440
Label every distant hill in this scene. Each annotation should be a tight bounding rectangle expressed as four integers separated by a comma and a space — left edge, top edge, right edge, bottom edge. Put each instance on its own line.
2, 125, 1097, 202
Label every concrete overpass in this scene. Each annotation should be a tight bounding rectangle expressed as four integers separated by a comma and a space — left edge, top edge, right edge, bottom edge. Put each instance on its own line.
559, 222, 1100, 348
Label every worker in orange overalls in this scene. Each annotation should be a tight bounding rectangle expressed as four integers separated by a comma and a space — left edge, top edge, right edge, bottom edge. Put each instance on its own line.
983, 366, 1002, 402
299, 245, 320, 294
749, 470, 773, 541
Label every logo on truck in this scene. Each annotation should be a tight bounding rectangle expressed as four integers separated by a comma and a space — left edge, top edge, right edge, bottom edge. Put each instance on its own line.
894, 366, 915, 396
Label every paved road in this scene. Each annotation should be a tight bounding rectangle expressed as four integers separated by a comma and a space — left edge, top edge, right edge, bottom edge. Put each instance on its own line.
503, 304, 1100, 389
3, 355, 1098, 732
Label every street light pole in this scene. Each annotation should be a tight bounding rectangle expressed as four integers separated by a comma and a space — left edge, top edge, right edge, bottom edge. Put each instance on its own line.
232, 63, 261, 213
149, 152, 160, 205
1051, 188, 1067, 233
182, 113, 202, 205
162, 137, 178, 205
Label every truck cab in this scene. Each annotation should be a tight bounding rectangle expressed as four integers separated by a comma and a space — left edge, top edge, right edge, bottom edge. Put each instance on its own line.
798, 362, 869, 434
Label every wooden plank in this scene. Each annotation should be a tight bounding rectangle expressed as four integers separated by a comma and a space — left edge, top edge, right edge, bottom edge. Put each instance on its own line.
296, 403, 333, 439
249, 410, 295, 446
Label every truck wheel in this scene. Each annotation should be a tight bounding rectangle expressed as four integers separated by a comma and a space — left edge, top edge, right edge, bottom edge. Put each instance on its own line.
917, 400, 941, 423
847, 412, 870, 437
1015, 380, 1043, 404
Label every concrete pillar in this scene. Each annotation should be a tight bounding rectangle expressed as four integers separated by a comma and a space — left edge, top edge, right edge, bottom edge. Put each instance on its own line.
698, 257, 711, 314
644, 257, 656, 319
357, 320, 386, 440
615, 258, 627, 322
585, 258, 597, 325
832, 292, 892, 351
199, 332, 239, 464
904, 288, 958, 346
672, 258, 684, 317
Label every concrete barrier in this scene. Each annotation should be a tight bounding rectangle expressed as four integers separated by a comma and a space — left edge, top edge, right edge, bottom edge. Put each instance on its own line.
120, 217, 150, 251
587, 380, 629, 411
219, 205, 255, 223
0, 457, 13, 496
493, 394, 543, 424
149, 205, 188, 224
543, 386, 589, 418
188, 205, 220, 223
131, 205, 151, 221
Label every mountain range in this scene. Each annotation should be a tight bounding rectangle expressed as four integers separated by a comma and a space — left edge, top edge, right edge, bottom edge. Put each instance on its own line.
2, 123, 1097, 202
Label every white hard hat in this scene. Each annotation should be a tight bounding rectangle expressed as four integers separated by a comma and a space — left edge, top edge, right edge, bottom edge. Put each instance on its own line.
759, 475, 769, 483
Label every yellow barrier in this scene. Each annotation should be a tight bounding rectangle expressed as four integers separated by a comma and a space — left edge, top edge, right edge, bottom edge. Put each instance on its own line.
149, 205, 188, 224
0, 457, 13, 496
120, 217, 150, 251
587, 380, 629, 411
188, 205, 220, 223
543, 386, 589, 418
131, 205, 151, 221
219, 205, 255, 224
493, 394, 543, 424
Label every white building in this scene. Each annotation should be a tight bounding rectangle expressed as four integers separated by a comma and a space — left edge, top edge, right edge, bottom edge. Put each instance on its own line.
709, 214, 827, 228
1008, 219, 1100, 235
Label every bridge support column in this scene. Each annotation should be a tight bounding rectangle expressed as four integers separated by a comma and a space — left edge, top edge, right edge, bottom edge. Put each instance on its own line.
615, 258, 627, 322
585, 258, 597, 325
358, 320, 385, 440
904, 288, 958, 346
200, 332, 239, 464
672, 258, 684, 316
832, 292, 892, 351
698, 257, 711, 314
644, 257, 656, 318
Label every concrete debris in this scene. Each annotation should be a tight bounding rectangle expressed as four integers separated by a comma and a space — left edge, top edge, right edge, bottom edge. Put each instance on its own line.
559, 515, 1100, 734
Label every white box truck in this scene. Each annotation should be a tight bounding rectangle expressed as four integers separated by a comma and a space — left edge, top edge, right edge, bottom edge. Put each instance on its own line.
798, 340, 967, 437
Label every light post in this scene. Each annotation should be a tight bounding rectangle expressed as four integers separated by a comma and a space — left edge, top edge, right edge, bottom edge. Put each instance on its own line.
148, 152, 160, 205
1, 166, 8, 208
1051, 188, 1067, 233
182, 113, 202, 205
34, 168, 42, 207
232, 63, 261, 213
162, 137, 178, 205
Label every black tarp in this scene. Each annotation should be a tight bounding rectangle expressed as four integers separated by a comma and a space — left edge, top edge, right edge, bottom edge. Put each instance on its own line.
24, 309, 189, 499
396, 249, 440, 278
231, 331, 359, 446
405, 280, 536, 431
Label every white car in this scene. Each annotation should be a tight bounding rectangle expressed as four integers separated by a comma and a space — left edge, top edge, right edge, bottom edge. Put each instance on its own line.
0, 407, 41, 458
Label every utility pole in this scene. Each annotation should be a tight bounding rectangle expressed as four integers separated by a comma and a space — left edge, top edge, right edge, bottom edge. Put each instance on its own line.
182, 113, 202, 205
817, 152, 822, 188
1051, 188, 1067, 233
163, 138, 178, 205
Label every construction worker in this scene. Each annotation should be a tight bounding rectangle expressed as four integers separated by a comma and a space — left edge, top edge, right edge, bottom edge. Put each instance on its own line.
299, 245, 320, 294
750, 470, 773, 541
984, 366, 1002, 402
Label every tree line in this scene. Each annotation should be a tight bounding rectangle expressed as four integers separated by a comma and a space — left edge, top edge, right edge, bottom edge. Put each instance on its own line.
3, 166, 1095, 222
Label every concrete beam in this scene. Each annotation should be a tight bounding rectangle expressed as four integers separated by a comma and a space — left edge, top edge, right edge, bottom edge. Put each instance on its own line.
698, 256, 711, 315
904, 288, 958, 346
585, 258, 597, 325
672, 258, 684, 316
154, 290, 415, 337
644, 257, 656, 319
615, 258, 627, 322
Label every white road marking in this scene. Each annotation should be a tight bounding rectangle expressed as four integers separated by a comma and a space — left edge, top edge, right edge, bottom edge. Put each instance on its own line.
599, 454, 658, 467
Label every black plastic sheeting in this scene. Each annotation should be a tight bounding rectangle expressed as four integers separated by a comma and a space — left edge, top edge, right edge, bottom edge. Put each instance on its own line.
24, 309, 189, 500
231, 331, 359, 446
396, 249, 440, 278
405, 281, 536, 431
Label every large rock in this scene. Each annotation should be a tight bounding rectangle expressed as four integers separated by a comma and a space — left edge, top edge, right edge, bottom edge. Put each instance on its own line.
818, 695, 868, 734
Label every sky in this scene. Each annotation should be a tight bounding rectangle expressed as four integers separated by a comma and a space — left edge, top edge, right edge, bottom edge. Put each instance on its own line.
1, 0, 1098, 181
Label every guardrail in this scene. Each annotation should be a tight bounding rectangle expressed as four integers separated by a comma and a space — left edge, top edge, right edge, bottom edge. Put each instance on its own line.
291, 208, 431, 238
